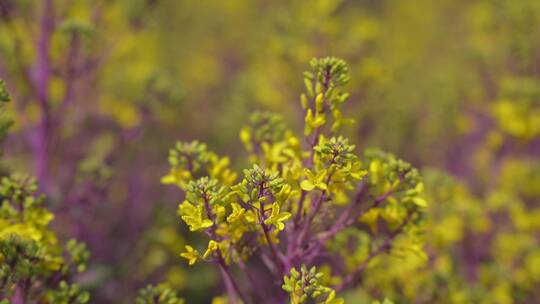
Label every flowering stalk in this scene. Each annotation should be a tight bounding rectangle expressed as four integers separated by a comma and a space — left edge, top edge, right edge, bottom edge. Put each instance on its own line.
164, 57, 427, 303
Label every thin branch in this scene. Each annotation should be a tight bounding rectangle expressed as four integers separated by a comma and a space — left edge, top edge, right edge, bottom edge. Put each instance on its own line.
293, 190, 306, 227
217, 250, 247, 304
202, 194, 247, 304
312, 171, 408, 248
31, 0, 55, 192
257, 182, 286, 275
294, 67, 332, 226
335, 214, 413, 292
57, 31, 81, 116
290, 156, 336, 263
301, 182, 394, 262
235, 254, 269, 301
300, 183, 367, 259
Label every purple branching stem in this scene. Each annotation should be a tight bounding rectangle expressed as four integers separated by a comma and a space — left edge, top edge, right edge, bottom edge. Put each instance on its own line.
10, 284, 24, 304
301, 185, 368, 262
305, 127, 321, 168
293, 67, 332, 228
260, 249, 281, 277
202, 194, 247, 304
260, 215, 285, 274
305, 183, 393, 259
202, 194, 217, 231
293, 190, 307, 228
217, 251, 245, 304
302, 155, 337, 228
183, 152, 195, 178
335, 213, 413, 292
235, 254, 270, 301
57, 31, 81, 116
290, 154, 336, 266
302, 181, 399, 264
257, 182, 286, 275
294, 182, 328, 253
32, 0, 55, 193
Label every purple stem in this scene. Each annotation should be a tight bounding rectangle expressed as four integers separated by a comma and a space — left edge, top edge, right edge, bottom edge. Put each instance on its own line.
217, 252, 241, 304
288, 67, 333, 262
10, 284, 24, 304
203, 194, 247, 303
32, 0, 54, 193
335, 213, 412, 291
257, 183, 286, 275
58, 32, 80, 115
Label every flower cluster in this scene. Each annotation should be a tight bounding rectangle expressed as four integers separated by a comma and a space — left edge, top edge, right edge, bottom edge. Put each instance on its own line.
492, 76, 540, 140
164, 57, 427, 303
136, 284, 184, 304
162, 141, 237, 190
302, 57, 354, 136
0, 175, 90, 303
282, 265, 343, 304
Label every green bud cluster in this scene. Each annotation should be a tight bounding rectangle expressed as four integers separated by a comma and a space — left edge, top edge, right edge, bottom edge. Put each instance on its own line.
47, 280, 90, 304
65, 239, 91, 273
0, 236, 46, 285
185, 177, 227, 206
241, 111, 288, 152
241, 165, 284, 195
234, 165, 292, 231
168, 141, 213, 175
136, 284, 184, 304
163, 140, 237, 190
240, 111, 301, 166
308, 57, 350, 88
282, 265, 343, 304
314, 136, 357, 167
363, 149, 422, 196
302, 57, 353, 136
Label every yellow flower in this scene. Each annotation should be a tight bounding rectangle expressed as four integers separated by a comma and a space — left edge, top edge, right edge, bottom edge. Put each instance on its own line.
180, 245, 200, 266
300, 169, 328, 191
264, 203, 291, 231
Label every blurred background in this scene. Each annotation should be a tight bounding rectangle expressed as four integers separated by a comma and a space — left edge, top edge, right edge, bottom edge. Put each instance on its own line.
1, 0, 539, 302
